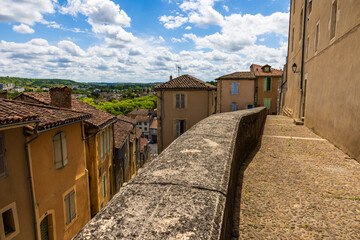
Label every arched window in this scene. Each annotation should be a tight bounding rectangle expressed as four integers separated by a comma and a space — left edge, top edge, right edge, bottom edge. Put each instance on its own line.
53, 131, 68, 169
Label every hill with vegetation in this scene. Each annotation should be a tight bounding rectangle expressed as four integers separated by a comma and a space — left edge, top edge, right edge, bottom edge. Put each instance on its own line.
80, 95, 157, 116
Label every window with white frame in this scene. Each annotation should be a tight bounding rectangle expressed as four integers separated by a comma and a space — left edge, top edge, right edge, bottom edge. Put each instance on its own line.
231, 82, 238, 95
1, 202, 20, 239
0, 131, 7, 179
64, 190, 76, 225
175, 94, 185, 108
53, 131, 68, 170
101, 131, 106, 160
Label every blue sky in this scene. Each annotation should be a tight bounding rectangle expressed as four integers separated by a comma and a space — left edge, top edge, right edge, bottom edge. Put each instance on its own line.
0, 0, 290, 82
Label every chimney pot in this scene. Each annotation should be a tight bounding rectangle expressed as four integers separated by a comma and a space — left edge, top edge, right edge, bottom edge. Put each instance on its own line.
170, 75, 173, 81
49, 86, 72, 109
0, 91, 7, 99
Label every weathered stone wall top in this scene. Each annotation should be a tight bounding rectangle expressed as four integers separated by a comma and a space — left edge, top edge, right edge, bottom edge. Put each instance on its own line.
74, 107, 266, 240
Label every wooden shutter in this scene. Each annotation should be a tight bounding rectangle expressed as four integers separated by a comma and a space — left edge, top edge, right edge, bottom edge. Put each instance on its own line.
70, 191, 76, 220
0, 131, 7, 179
264, 98, 271, 109
103, 174, 107, 197
107, 127, 111, 153
64, 194, 70, 224
61, 132, 68, 166
180, 94, 185, 108
231, 82, 238, 95
101, 132, 106, 159
176, 94, 180, 108
53, 133, 63, 169
40, 216, 49, 240
263, 78, 267, 91
175, 121, 180, 137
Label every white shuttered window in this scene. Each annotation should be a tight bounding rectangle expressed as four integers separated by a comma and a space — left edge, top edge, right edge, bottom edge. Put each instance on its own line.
53, 131, 68, 170
175, 94, 185, 108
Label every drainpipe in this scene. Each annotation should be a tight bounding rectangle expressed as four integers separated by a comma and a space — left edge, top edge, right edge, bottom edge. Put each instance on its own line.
24, 122, 40, 240
279, 0, 293, 114
298, 0, 308, 119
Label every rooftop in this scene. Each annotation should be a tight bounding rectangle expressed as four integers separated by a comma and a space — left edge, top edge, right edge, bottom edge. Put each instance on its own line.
114, 120, 133, 149
251, 64, 283, 77
154, 74, 216, 90
127, 108, 150, 116
14, 92, 116, 129
215, 71, 256, 80
0, 99, 91, 131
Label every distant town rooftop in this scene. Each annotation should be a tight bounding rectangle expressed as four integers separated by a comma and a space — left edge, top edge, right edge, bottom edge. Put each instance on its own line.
154, 74, 216, 90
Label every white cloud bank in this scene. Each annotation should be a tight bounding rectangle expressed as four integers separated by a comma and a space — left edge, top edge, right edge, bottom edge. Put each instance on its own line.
13, 24, 35, 34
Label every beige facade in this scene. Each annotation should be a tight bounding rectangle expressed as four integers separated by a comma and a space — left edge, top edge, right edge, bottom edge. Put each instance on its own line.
155, 75, 216, 153
281, 0, 360, 160
216, 79, 255, 113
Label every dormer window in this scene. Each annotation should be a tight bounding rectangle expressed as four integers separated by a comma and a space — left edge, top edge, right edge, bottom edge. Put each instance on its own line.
262, 65, 271, 72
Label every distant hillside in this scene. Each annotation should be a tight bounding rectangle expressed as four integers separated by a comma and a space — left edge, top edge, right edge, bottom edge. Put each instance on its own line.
0, 76, 84, 88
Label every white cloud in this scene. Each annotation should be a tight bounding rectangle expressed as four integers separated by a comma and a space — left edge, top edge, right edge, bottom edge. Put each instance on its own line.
223, 5, 229, 12
13, 24, 35, 34
159, 15, 188, 29
61, 0, 131, 27
58, 40, 86, 56
171, 37, 183, 43
185, 26, 192, 30
0, 0, 55, 25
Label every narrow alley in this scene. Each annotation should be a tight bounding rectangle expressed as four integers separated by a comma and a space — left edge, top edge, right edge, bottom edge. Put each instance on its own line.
235, 115, 360, 239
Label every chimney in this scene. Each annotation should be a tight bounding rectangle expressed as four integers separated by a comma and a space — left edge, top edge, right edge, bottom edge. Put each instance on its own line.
0, 91, 7, 99
49, 86, 72, 109
170, 75, 173, 81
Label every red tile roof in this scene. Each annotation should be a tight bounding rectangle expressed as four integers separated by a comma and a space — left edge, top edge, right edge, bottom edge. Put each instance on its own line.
251, 64, 283, 77
116, 115, 136, 125
114, 120, 133, 149
140, 137, 148, 152
0, 100, 39, 126
154, 74, 216, 90
134, 115, 151, 123
150, 117, 157, 129
127, 108, 150, 116
14, 92, 116, 129
135, 127, 142, 139
215, 71, 255, 80
0, 99, 91, 131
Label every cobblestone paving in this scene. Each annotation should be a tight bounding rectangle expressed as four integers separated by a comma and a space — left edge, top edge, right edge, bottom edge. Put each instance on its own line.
236, 115, 360, 239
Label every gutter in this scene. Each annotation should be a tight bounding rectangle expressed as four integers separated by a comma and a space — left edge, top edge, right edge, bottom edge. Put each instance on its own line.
0, 120, 39, 131
38, 118, 90, 134
24, 122, 40, 240
299, 0, 308, 119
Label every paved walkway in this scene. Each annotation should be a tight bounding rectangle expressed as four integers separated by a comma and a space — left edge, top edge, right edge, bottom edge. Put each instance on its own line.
235, 115, 360, 239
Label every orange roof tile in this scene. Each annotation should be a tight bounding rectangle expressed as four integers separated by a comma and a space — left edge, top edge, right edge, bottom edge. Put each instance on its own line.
215, 71, 255, 80
251, 64, 283, 77
154, 74, 216, 90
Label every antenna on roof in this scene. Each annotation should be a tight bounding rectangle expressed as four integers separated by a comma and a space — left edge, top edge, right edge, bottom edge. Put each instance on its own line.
175, 64, 182, 77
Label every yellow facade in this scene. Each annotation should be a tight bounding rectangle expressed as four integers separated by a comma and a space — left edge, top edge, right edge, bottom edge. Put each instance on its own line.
0, 126, 35, 240
27, 122, 91, 240
85, 125, 114, 217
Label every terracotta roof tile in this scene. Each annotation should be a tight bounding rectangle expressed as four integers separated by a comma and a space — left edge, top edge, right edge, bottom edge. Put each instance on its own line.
0, 100, 39, 126
14, 92, 116, 129
251, 64, 283, 77
150, 117, 157, 129
134, 115, 151, 123
117, 115, 136, 125
135, 127, 142, 139
154, 74, 216, 90
114, 120, 133, 149
127, 108, 150, 116
140, 137, 148, 152
215, 71, 255, 80
0, 99, 91, 131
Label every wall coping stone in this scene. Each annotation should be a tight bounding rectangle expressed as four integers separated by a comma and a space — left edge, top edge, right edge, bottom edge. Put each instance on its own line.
73, 107, 266, 240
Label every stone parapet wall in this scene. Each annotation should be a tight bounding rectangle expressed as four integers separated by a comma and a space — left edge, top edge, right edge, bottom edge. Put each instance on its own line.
73, 107, 266, 240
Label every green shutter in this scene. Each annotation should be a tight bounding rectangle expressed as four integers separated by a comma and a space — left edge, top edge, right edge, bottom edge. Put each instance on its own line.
263, 78, 267, 91
70, 191, 76, 220
53, 134, 63, 169
264, 98, 271, 109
